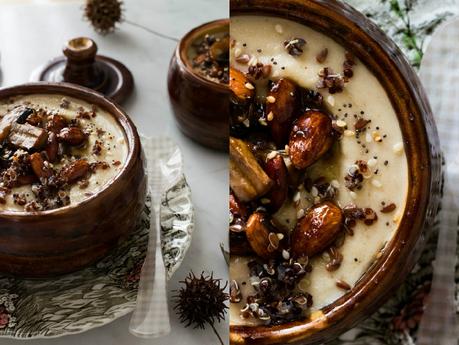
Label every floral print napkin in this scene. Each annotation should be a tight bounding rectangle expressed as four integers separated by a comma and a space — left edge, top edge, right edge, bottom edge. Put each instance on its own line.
328, 1, 459, 344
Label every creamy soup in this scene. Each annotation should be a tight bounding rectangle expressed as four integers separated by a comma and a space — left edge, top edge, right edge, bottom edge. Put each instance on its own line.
230, 16, 408, 326
0, 94, 127, 212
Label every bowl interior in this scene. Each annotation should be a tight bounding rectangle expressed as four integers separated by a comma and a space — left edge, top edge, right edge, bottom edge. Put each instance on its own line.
178, 19, 229, 88
0, 82, 140, 217
230, 0, 439, 343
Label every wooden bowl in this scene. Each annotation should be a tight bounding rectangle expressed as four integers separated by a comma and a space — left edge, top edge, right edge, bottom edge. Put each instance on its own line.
230, 0, 441, 344
168, 19, 229, 151
0, 82, 146, 278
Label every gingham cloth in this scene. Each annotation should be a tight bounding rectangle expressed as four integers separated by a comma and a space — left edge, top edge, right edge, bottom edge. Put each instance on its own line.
129, 136, 179, 338
417, 17, 459, 345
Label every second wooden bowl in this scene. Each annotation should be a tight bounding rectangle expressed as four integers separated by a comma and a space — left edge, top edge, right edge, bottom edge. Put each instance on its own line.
168, 19, 229, 151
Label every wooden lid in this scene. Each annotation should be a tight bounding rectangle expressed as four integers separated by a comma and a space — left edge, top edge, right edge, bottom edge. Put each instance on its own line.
31, 37, 134, 104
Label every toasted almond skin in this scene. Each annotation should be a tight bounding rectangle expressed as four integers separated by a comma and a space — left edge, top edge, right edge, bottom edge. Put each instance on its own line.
30, 152, 53, 178
230, 232, 254, 256
264, 154, 288, 212
245, 212, 276, 259
266, 78, 299, 147
59, 159, 89, 183
230, 67, 255, 102
289, 110, 334, 169
45, 132, 58, 162
46, 114, 67, 134
230, 192, 249, 220
291, 201, 343, 258
230, 137, 273, 202
58, 127, 86, 146
16, 174, 37, 186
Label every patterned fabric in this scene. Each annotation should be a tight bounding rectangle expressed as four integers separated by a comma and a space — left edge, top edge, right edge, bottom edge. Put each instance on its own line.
0, 137, 193, 339
327, 1, 459, 344
129, 137, 194, 338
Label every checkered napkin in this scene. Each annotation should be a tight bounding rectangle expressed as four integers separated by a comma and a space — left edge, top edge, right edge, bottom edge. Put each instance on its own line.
128, 136, 181, 338
417, 17, 459, 345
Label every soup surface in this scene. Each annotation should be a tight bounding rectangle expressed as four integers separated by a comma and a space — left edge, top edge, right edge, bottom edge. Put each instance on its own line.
230, 16, 408, 326
0, 94, 127, 211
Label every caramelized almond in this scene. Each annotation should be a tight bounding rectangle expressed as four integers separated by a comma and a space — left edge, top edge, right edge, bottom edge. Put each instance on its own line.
230, 137, 273, 202
245, 212, 277, 259
266, 78, 299, 147
230, 192, 249, 220
45, 132, 58, 162
46, 114, 67, 133
16, 174, 37, 186
58, 127, 86, 146
263, 154, 288, 212
289, 110, 335, 169
30, 152, 53, 178
230, 67, 255, 102
292, 201, 343, 258
59, 159, 89, 183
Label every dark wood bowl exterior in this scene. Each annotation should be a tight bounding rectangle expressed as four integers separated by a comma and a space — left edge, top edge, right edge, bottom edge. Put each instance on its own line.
230, 0, 441, 344
0, 83, 146, 278
168, 19, 229, 151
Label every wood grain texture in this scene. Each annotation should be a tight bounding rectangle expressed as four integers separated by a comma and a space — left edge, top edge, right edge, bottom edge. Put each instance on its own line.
0, 82, 146, 278
167, 19, 229, 151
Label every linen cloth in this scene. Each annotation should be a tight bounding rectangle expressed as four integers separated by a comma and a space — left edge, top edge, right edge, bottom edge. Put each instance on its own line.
129, 137, 181, 338
417, 17, 459, 345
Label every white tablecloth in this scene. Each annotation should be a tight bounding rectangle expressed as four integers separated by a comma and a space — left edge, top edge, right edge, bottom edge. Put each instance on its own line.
0, 0, 228, 344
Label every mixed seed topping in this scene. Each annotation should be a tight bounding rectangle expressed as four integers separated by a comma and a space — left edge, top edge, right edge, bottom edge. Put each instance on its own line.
0, 99, 118, 211
191, 33, 229, 84
229, 20, 404, 325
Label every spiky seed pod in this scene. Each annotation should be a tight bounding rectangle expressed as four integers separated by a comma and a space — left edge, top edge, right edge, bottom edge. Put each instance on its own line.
173, 271, 228, 329
84, 0, 123, 35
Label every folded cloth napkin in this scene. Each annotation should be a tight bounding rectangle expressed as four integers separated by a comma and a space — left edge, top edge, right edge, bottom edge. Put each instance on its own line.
129, 136, 189, 338
417, 16, 459, 345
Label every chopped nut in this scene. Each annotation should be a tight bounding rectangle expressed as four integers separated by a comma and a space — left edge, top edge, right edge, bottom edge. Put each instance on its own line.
296, 208, 305, 219
274, 24, 283, 34
335, 120, 347, 128
234, 47, 242, 58
365, 132, 372, 143
371, 179, 382, 188
354, 118, 370, 132
367, 158, 378, 168
235, 54, 250, 64
393, 142, 404, 154
267, 111, 274, 121
336, 279, 351, 290
316, 48, 328, 63
284, 37, 306, 56
266, 96, 276, 104
244, 82, 255, 90
381, 203, 396, 213
282, 249, 290, 260
8, 123, 47, 150
344, 129, 355, 137
266, 150, 277, 160
327, 95, 335, 106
